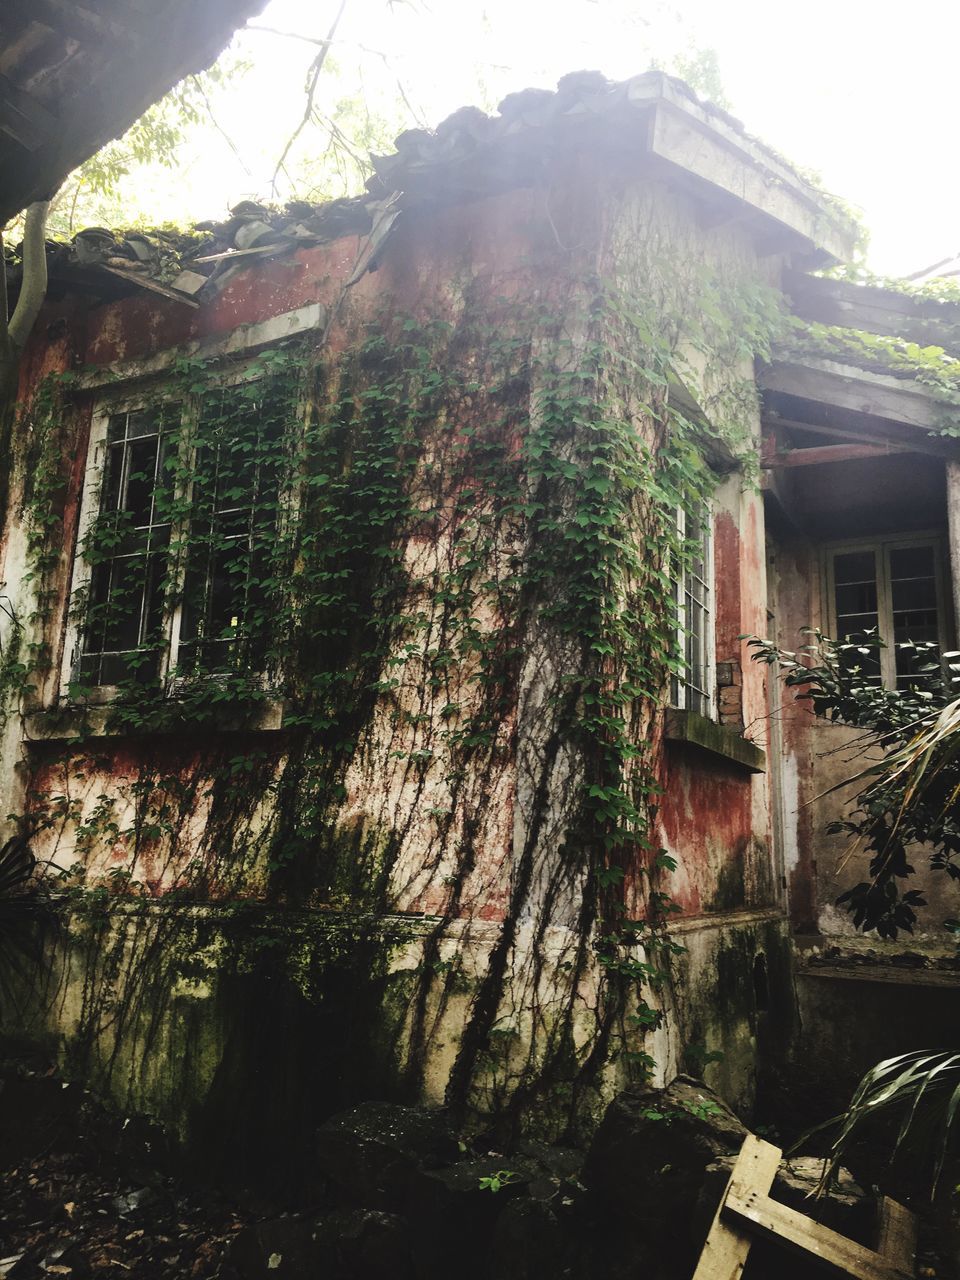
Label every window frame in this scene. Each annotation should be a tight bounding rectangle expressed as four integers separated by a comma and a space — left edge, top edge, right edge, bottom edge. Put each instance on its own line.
821, 531, 950, 689
670, 501, 716, 720
62, 363, 299, 702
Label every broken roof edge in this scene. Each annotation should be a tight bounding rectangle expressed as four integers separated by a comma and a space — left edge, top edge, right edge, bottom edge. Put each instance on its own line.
365, 69, 859, 266
626, 72, 859, 263
7, 67, 861, 313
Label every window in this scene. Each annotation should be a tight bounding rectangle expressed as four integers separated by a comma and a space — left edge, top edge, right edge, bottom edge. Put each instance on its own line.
825, 536, 948, 687
77, 406, 176, 686
175, 384, 285, 675
670, 504, 715, 718
69, 375, 291, 693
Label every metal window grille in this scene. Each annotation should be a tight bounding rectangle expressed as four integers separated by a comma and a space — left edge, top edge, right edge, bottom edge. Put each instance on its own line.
77, 381, 285, 687
175, 385, 283, 675
670, 504, 713, 717
78, 407, 175, 686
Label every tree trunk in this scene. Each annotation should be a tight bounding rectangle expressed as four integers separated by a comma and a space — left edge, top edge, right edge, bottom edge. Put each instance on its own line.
0, 200, 50, 526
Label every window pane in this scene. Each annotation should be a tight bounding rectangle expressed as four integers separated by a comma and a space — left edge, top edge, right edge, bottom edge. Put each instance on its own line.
890, 545, 940, 683
832, 549, 881, 683
672, 504, 711, 715
123, 436, 161, 526
176, 381, 286, 674
834, 580, 878, 617
833, 551, 879, 636
79, 407, 175, 685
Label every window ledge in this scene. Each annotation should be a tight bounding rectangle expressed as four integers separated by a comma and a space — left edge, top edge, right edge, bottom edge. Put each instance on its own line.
23, 698, 286, 742
663, 708, 766, 773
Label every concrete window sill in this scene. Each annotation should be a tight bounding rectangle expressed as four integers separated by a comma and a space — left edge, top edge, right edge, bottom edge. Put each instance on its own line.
23, 699, 286, 743
663, 708, 765, 773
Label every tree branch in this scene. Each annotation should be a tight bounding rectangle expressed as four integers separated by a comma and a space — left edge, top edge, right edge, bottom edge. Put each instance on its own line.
270, 0, 349, 197
0, 227, 10, 367
7, 201, 50, 353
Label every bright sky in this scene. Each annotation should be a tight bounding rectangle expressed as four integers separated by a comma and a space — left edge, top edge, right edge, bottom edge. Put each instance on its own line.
104, 0, 960, 278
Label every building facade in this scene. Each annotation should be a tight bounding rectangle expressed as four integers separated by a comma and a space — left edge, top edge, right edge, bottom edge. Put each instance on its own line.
2, 70, 958, 1167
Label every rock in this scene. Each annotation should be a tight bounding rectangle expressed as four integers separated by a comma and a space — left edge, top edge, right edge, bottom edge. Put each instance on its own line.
220, 1217, 321, 1279
221, 1211, 413, 1280
512, 1138, 583, 1181
315, 1102, 460, 1211
497, 1139, 585, 1207
407, 1156, 536, 1280
312, 1210, 414, 1280
488, 1198, 569, 1280
582, 1075, 747, 1218
581, 1076, 748, 1278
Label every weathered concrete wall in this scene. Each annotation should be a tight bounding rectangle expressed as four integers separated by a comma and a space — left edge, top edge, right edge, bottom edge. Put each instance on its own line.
1, 154, 787, 1151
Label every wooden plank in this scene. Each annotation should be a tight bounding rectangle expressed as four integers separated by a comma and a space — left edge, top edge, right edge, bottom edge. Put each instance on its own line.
877, 1197, 917, 1274
763, 417, 918, 449
98, 265, 201, 308
783, 268, 960, 356
725, 1188, 912, 1280
692, 1135, 781, 1280
192, 243, 293, 264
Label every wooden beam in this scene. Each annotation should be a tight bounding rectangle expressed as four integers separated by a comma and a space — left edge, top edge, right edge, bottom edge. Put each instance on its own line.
692, 1135, 781, 1280
761, 442, 909, 469
724, 1188, 912, 1280
784, 268, 960, 357
761, 413, 959, 460
764, 416, 915, 449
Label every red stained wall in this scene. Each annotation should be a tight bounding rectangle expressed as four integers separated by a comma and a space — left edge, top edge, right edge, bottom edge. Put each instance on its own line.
11, 166, 776, 932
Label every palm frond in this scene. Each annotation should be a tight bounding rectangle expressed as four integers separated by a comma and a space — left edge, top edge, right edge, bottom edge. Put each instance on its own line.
817, 1050, 960, 1197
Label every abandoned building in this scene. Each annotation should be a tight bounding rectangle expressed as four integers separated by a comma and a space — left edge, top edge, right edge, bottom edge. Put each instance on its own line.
2, 69, 960, 1170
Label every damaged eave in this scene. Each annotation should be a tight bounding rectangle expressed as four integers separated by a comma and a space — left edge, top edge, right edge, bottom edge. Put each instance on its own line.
365, 70, 856, 267
759, 355, 953, 434
629, 74, 858, 265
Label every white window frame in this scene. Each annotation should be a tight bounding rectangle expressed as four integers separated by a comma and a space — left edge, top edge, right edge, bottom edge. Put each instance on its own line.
62, 392, 180, 702
61, 364, 299, 702
670, 502, 716, 719
822, 532, 950, 689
